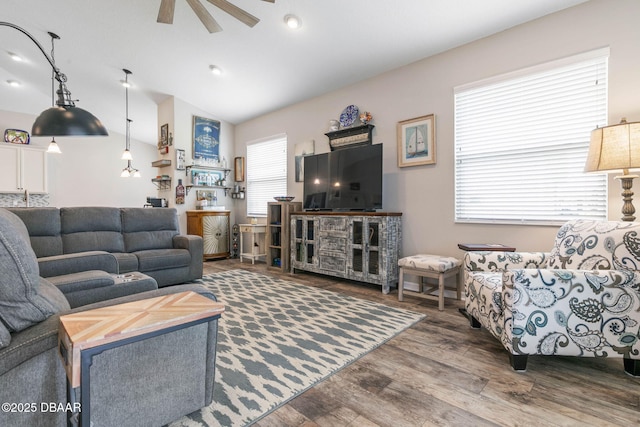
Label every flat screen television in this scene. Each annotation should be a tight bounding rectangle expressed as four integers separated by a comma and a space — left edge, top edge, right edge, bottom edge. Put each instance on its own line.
303, 144, 382, 211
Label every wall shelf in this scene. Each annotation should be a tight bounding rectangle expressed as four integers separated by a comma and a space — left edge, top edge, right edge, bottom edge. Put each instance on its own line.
152, 159, 172, 168
325, 124, 374, 151
151, 178, 171, 190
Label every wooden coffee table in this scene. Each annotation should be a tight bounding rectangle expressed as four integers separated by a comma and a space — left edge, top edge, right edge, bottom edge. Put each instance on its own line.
58, 291, 224, 426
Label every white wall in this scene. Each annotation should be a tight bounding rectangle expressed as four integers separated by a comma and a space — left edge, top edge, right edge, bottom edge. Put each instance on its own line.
234, 0, 640, 258
158, 96, 237, 233
0, 109, 157, 208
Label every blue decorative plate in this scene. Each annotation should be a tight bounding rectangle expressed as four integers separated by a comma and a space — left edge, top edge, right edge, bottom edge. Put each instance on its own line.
339, 105, 359, 128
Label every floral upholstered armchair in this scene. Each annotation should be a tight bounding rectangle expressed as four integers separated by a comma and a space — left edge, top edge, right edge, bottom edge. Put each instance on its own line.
464, 220, 640, 376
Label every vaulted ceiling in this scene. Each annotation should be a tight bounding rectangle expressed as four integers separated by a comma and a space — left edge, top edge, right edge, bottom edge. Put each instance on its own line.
0, 0, 588, 144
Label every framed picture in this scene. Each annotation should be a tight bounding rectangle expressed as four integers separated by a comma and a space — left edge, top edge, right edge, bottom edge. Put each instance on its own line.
176, 149, 186, 170
193, 116, 220, 162
234, 156, 245, 182
294, 140, 315, 182
397, 114, 436, 167
160, 123, 169, 147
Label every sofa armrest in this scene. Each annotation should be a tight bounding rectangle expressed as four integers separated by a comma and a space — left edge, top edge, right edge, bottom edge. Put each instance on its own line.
38, 251, 118, 277
173, 234, 204, 280
464, 251, 549, 272
501, 268, 640, 357
0, 283, 217, 377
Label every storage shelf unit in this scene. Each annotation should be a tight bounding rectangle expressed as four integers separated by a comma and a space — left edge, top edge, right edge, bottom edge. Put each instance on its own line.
291, 212, 402, 294
267, 201, 302, 272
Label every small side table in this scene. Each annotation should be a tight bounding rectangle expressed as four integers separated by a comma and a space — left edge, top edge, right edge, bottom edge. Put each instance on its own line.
458, 243, 516, 252
239, 223, 267, 264
58, 291, 225, 426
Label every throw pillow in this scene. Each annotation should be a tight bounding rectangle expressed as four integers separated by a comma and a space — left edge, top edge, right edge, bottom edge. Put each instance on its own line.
0, 209, 69, 332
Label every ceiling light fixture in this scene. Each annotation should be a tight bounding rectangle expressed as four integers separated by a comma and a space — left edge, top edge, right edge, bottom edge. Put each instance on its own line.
0, 22, 108, 137
284, 14, 302, 29
120, 69, 139, 178
210, 65, 222, 76
8, 52, 22, 62
47, 137, 61, 154
6, 80, 20, 87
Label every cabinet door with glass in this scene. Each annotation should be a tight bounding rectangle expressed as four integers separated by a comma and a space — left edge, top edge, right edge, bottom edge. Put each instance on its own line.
349, 217, 383, 284
291, 216, 318, 271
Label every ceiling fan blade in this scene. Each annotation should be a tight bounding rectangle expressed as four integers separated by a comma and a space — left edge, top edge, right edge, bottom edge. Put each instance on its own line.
186, 0, 223, 33
157, 0, 176, 24
206, 0, 260, 27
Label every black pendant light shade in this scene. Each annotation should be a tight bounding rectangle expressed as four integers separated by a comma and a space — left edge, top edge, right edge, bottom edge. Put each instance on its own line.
32, 106, 108, 136
2, 21, 109, 137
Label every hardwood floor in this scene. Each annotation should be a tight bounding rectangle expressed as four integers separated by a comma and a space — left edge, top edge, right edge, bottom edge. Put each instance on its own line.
203, 259, 640, 427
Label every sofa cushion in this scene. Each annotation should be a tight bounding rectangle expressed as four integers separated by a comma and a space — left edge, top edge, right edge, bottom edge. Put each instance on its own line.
135, 249, 191, 272
122, 208, 179, 252
5, 207, 63, 257
548, 220, 640, 270
46, 270, 114, 294
0, 209, 70, 332
0, 322, 10, 349
61, 207, 125, 254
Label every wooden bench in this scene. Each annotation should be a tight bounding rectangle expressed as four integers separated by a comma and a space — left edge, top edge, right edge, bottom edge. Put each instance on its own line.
398, 254, 462, 310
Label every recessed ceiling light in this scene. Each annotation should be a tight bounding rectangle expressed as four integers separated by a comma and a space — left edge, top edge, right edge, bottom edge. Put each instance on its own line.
8, 52, 22, 62
6, 80, 20, 87
210, 65, 222, 76
284, 14, 302, 30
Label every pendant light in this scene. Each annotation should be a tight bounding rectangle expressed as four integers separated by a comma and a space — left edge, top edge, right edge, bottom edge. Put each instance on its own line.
1, 22, 108, 137
120, 69, 140, 178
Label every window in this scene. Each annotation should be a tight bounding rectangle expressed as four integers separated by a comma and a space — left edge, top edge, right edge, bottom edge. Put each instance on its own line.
454, 49, 608, 225
246, 134, 287, 217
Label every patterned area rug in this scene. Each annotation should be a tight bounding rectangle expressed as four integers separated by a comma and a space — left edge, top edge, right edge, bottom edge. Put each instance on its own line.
169, 270, 425, 427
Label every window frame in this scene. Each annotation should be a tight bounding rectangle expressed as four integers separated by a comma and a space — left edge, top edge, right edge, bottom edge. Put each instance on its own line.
245, 134, 288, 217
454, 48, 609, 226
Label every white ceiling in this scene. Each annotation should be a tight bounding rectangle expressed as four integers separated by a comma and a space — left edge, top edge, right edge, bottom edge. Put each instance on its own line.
0, 0, 588, 145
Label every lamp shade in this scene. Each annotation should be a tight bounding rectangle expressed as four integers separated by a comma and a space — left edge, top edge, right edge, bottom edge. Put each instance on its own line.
31, 106, 108, 136
585, 120, 640, 173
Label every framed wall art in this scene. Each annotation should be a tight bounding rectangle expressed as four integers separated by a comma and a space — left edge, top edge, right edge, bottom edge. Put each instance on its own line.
294, 139, 315, 182
234, 156, 245, 182
397, 114, 436, 167
176, 148, 186, 170
160, 123, 169, 147
193, 116, 220, 162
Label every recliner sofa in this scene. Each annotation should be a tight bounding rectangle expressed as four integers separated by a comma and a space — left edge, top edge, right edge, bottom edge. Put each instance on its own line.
0, 207, 220, 427
6, 207, 203, 287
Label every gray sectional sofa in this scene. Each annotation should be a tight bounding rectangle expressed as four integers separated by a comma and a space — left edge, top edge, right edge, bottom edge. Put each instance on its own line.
6, 206, 203, 288
0, 207, 219, 427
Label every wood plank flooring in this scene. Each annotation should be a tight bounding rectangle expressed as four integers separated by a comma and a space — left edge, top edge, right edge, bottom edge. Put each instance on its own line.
203, 259, 640, 427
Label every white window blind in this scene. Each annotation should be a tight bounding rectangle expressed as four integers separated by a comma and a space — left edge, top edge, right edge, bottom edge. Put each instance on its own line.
454, 50, 608, 225
246, 135, 287, 217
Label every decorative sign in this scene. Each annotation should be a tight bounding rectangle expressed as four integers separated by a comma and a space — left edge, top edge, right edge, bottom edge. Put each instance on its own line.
4, 129, 30, 144
193, 116, 220, 162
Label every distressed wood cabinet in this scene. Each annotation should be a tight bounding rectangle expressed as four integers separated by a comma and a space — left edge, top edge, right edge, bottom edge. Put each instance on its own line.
291, 212, 402, 293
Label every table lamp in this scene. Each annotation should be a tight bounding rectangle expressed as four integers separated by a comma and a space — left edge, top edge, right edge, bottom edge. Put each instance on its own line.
585, 118, 640, 221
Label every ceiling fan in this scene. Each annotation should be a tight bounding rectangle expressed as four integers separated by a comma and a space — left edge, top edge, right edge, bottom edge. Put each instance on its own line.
157, 0, 275, 33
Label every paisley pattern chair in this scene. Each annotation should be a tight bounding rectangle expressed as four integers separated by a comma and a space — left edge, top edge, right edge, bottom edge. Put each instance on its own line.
464, 220, 640, 375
